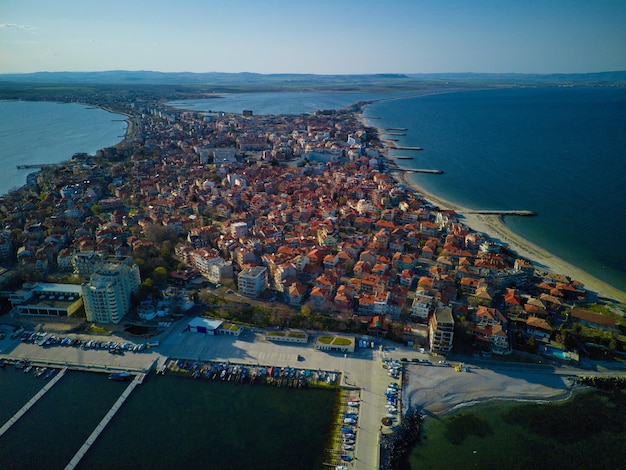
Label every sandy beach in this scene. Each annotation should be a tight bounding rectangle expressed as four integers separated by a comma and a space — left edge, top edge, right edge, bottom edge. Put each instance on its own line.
403, 363, 575, 415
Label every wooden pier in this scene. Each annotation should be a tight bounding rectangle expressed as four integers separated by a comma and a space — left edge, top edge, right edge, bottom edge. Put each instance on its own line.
65, 374, 141, 470
0, 367, 68, 438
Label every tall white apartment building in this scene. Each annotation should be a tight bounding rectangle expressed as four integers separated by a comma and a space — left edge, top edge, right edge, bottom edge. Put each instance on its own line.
237, 266, 268, 298
81, 256, 141, 324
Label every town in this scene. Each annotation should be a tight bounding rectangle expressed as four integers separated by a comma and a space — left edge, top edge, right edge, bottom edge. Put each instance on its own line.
0, 91, 624, 367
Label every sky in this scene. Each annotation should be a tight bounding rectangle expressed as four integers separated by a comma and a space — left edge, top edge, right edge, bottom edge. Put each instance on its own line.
1, 0, 625, 75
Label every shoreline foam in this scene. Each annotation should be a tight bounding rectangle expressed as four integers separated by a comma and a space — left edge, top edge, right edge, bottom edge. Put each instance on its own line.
358, 111, 626, 304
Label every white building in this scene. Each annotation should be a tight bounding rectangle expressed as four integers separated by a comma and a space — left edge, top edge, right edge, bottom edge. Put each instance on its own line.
231, 221, 248, 238
9, 282, 83, 318
429, 306, 454, 354
410, 292, 435, 322
81, 257, 141, 324
237, 266, 268, 298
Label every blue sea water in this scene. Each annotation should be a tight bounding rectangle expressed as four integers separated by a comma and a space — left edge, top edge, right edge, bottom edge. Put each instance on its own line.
362, 88, 626, 293
0, 101, 128, 195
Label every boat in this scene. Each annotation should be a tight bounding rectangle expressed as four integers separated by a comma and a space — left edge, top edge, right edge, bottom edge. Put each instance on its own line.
44, 369, 56, 380
108, 372, 133, 381
23, 364, 33, 374
35, 367, 47, 378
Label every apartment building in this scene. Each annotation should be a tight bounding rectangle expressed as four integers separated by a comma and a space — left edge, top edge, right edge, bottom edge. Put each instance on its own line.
81, 256, 141, 324
237, 266, 268, 298
428, 306, 454, 354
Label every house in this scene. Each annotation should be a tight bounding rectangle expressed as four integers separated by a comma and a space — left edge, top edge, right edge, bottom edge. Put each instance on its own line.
526, 316, 553, 339
571, 308, 617, 331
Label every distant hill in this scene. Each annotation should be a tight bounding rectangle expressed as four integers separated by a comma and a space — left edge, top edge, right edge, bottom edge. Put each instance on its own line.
1, 70, 624, 88
0, 71, 410, 86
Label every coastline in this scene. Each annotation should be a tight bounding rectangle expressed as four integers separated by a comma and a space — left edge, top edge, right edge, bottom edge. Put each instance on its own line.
358, 112, 626, 305
396, 171, 626, 304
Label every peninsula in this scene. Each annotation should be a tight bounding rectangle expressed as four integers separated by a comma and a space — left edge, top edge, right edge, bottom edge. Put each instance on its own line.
0, 74, 625, 469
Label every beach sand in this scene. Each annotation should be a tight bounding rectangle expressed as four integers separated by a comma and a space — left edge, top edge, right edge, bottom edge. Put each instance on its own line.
403, 363, 574, 415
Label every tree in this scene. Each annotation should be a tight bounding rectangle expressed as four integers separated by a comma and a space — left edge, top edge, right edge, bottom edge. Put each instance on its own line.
90, 204, 103, 215
153, 266, 167, 283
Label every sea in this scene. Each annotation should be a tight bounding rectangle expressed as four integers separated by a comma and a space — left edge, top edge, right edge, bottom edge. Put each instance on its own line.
0, 101, 128, 196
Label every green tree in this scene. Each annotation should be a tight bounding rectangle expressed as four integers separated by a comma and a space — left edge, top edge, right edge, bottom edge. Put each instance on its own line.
153, 266, 167, 283
90, 204, 103, 215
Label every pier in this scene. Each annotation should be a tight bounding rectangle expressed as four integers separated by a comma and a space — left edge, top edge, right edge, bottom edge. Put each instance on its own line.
389, 145, 423, 151
0, 367, 67, 438
411, 169, 444, 174
65, 374, 141, 470
382, 127, 408, 131
16, 164, 58, 169
389, 168, 444, 174
465, 210, 537, 216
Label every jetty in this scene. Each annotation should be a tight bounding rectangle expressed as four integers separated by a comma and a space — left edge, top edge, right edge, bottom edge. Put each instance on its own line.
16, 164, 59, 170
390, 145, 423, 151
465, 210, 537, 216
0, 367, 68, 438
390, 168, 444, 175
382, 127, 408, 131
65, 374, 141, 470
411, 169, 443, 174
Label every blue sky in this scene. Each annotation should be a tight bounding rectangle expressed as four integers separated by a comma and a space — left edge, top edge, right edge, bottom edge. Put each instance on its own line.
2, 0, 625, 74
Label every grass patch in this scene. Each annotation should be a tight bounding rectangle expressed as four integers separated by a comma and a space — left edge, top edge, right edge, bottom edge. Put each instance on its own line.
332, 337, 352, 346
87, 324, 108, 334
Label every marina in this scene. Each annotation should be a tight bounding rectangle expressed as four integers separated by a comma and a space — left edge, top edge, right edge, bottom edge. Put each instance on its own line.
0, 367, 67, 438
65, 375, 141, 470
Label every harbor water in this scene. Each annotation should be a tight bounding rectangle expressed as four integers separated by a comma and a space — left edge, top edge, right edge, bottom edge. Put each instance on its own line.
0, 367, 336, 470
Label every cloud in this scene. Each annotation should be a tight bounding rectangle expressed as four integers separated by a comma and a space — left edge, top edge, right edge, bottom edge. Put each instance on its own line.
0, 23, 35, 30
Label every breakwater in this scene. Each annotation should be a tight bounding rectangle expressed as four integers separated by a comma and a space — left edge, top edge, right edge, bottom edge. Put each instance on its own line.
16, 163, 60, 169
464, 210, 537, 216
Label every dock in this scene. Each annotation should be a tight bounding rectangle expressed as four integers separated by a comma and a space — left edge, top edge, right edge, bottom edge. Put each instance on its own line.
0, 367, 68, 438
389, 145, 423, 151
390, 168, 444, 174
16, 164, 60, 169
465, 210, 537, 216
65, 374, 141, 470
